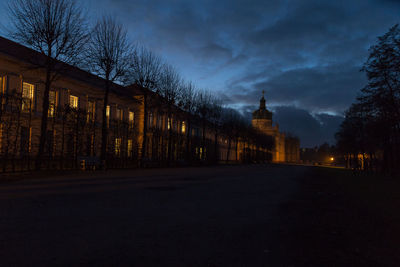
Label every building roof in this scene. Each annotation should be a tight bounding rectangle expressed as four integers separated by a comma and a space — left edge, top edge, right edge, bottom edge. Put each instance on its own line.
0, 36, 133, 100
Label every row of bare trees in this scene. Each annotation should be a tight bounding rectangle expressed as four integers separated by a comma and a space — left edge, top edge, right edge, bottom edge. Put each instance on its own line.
336, 25, 400, 176
3, 0, 274, 171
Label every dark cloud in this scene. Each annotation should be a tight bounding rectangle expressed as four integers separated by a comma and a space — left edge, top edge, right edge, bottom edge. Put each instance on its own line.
85, 0, 398, 146
257, 63, 366, 112
1, 0, 397, 146
226, 63, 366, 114
272, 106, 343, 147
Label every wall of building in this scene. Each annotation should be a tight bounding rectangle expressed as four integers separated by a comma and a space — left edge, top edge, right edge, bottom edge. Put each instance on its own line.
0, 37, 274, 172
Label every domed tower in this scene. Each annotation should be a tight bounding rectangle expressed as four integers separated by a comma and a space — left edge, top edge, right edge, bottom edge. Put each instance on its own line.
251, 91, 286, 162
252, 91, 274, 133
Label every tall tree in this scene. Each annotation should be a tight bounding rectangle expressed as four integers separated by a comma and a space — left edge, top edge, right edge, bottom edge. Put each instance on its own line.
195, 90, 212, 160
130, 46, 163, 90
129, 46, 163, 161
7, 0, 88, 169
362, 24, 400, 173
222, 108, 242, 162
85, 16, 133, 167
158, 64, 182, 163
209, 96, 223, 163
335, 24, 400, 174
178, 81, 197, 161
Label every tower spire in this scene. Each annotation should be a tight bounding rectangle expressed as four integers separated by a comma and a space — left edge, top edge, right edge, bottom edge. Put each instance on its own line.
260, 90, 266, 110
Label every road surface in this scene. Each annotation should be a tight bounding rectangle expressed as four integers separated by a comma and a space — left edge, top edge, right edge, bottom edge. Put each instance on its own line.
0, 165, 399, 266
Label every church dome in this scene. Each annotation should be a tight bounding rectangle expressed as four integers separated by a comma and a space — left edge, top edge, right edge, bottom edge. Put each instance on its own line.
253, 108, 272, 120
252, 91, 272, 120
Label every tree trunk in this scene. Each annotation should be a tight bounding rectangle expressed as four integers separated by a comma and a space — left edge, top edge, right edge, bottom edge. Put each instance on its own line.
141, 93, 148, 165
167, 110, 172, 165
235, 137, 238, 162
214, 130, 218, 163
101, 78, 110, 169
186, 119, 192, 163
226, 137, 231, 163
202, 120, 206, 160
36, 64, 52, 170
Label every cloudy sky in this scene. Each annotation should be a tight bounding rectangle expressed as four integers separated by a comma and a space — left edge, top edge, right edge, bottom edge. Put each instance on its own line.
1, 0, 399, 147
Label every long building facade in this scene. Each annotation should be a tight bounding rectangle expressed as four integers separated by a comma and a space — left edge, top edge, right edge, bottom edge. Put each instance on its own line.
0, 36, 277, 172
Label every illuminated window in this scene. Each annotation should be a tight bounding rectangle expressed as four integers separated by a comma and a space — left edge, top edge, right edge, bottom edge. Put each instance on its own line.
115, 138, 121, 156
168, 118, 171, 130
87, 101, 95, 123
129, 111, 134, 129
48, 90, 57, 117
69, 95, 78, 109
127, 139, 133, 157
22, 82, 34, 111
106, 105, 110, 127
181, 121, 186, 134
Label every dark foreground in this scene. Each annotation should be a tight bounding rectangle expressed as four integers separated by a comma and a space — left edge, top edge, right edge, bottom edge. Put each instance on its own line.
0, 165, 399, 266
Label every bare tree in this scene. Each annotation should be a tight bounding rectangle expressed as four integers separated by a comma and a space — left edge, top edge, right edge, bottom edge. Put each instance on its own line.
209, 96, 223, 163
222, 108, 242, 162
195, 90, 212, 160
130, 46, 163, 89
7, 0, 88, 169
178, 81, 197, 161
336, 24, 400, 175
158, 64, 183, 163
85, 16, 133, 167
129, 46, 163, 161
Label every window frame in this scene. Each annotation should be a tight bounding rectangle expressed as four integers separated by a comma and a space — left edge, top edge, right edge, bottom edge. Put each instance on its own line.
48, 90, 57, 117
128, 111, 135, 129
22, 82, 35, 112
69, 95, 79, 109
127, 139, 133, 158
181, 121, 186, 134
87, 100, 96, 123
115, 137, 122, 157
106, 105, 110, 127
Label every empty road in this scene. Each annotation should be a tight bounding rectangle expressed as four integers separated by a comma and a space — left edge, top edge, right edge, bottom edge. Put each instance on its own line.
0, 165, 399, 266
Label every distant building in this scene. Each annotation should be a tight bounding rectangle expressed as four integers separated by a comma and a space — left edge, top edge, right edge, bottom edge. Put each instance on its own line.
252, 92, 300, 163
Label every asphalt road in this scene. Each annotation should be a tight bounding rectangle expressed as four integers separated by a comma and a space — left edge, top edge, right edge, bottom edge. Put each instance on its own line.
0, 165, 398, 266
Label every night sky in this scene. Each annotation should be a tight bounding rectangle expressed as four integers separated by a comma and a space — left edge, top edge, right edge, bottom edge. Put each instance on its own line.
1, 0, 399, 147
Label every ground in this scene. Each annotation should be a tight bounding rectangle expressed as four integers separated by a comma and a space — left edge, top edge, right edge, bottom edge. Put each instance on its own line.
0, 165, 399, 266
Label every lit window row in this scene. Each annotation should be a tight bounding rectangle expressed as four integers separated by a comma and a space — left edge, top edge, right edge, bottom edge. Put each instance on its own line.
106, 105, 135, 128
148, 114, 186, 133
114, 138, 134, 157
